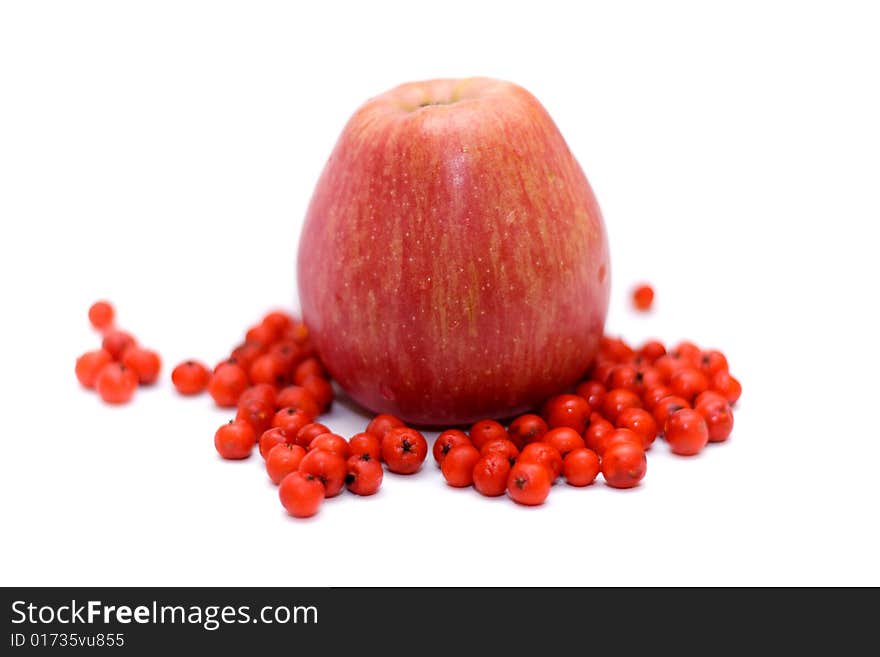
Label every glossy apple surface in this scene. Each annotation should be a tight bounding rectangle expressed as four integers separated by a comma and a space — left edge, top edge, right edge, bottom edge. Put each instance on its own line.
297, 78, 609, 425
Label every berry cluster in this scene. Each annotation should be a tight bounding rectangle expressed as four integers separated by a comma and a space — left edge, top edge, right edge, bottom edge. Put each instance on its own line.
433, 334, 740, 504
75, 301, 162, 404
76, 300, 742, 519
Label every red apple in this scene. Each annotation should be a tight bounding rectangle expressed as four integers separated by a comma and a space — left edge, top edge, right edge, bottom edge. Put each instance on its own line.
297, 78, 609, 425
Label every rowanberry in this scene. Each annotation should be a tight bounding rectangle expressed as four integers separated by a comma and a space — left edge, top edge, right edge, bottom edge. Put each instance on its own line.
272, 407, 312, 438
88, 300, 115, 331
711, 370, 742, 405
469, 419, 507, 449
518, 442, 563, 480
208, 362, 249, 408
349, 432, 382, 461
259, 427, 290, 459
632, 284, 654, 311
506, 414, 548, 449
563, 448, 600, 487
345, 455, 383, 496
75, 349, 113, 388
440, 444, 481, 487
294, 423, 330, 450
669, 367, 709, 402
102, 330, 136, 360
309, 433, 351, 459
214, 420, 256, 460
615, 407, 658, 450
543, 394, 590, 433
298, 449, 346, 497
275, 386, 320, 419
381, 427, 428, 474
473, 454, 512, 497
602, 388, 641, 423
279, 472, 324, 518
266, 443, 307, 484
507, 462, 553, 506
601, 442, 647, 489
665, 408, 709, 456
433, 429, 472, 465
95, 362, 138, 404
574, 381, 606, 414
480, 438, 519, 463
366, 414, 406, 441
542, 427, 585, 459
171, 360, 210, 395
120, 347, 161, 385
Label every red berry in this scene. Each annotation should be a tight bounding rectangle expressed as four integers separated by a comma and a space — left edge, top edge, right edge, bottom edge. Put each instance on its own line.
230, 341, 265, 371
597, 428, 643, 456
700, 350, 729, 376
506, 414, 548, 449
381, 427, 428, 475
235, 397, 274, 436
88, 300, 115, 331
473, 454, 512, 497
669, 367, 709, 402
249, 353, 289, 387
279, 472, 324, 518
245, 322, 277, 347
272, 407, 312, 438
632, 284, 654, 311
543, 394, 591, 433
262, 310, 294, 335
75, 349, 113, 388
671, 341, 702, 365
469, 419, 507, 450
349, 432, 382, 461
286, 322, 310, 345
102, 330, 136, 360
665, 408, 709, 456
615, 407, 658, 450
366, 414, 406, 440
608, 364, 641, 394
480, 438, 519, 462
309, 433, 351, 459
432, 429, 472, 465
440, 445, 481, 487
300, 375, 334, 410
345, 456, 383, 496
574, 381, 606, 414
507, 462, 553, 506
642, 384, 673, 412
171, 360, 210, 396
518, 442, 563, 480
266, 443, 307, 484
652, 395, 691, 431
601, 442, 647, 489
298, 449, 346, 497
208, 362, 249, 407
599, 335, 635, 362
95, 362, 138, 404
637, 340, 666, 363
238, 383, 277, 408
542, 427, 585, 459
120, 347, 161, 385
654, 354, 688, 382
259, 427, 290, 459
695, 397, 734, 443
711, 370, 742, 405
602, 388, 642, 423
275, 386, 321, 418
214, 420, 256, 460
584, 416, 614, 453
293, 423, 330, 450
293, 357, 327, 384
563, 448, 600, 487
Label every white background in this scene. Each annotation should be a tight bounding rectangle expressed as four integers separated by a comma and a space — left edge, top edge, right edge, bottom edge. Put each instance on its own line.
1, 0, 878, 586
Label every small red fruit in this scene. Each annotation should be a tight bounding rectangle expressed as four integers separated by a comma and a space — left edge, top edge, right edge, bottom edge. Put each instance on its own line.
95, 362, 138, 404
473, 454, 512, 497
249, 353, 289, 387
262, 310, 294, 335
542, 427, 585, 459
208, 362, 249, 407
293, 357, 327, 385
480, 438, 519, 462
506, 414, 548, 449
574, 381, 606, 414
88, 300, 115, 331
597, 428, 643, 456
349, 432, 382, 461
300, 375, 334, 410
695, 397, 734, 443
700, 350, 729, 376
432, 429, 472, 465
711, 370, 742, 405
272, 407, 312, 438
230, 341, 265, 371
214, 420, 256, 460
665, 408, 710, 456
102, 330, 136, 360
309, 433, 351, 459
632, 284, 654, 311
259, 427, 290, 459
601, 442, 647, 489
563, 448, 600, 487
642, 384, 673, 412
238, 383, 277, 408
381, 427, 428, 475
245, 322, 277, 347
669, 367, 709, 402
507, 462, 553, 506
235, 398, 274, 436
543, 394, 591, 433
298, 449, 346, 497
345, 456, 383, 496
75, 349, 113, 388
652, 395, 691, 431
279, 472, 324, 518
615, 407, 658, 450
293, 422, 330, 450
584, 415, 614, 453
171, 360, 211, 395
266, 443, 307, 484
440, 444, 481, 487
366, 414, 406, 441
637, 340, 666, 363
119, 347, 161, 385
602, 388, 642, 423
275, 386, 321, 418
469, 419, 507, 450
518, 442, 563, 480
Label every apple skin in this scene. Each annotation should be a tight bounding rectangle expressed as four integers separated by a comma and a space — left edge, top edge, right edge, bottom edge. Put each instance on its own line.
297, 78, 610, 425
